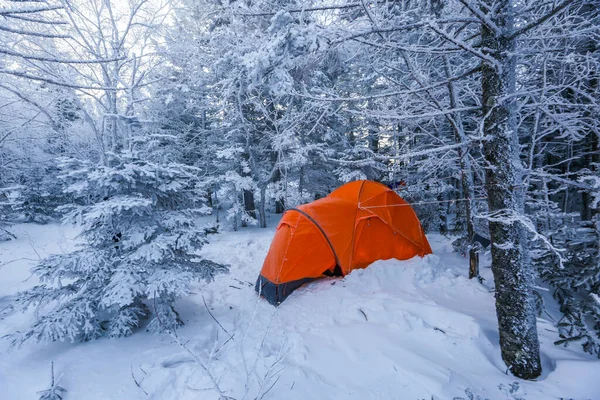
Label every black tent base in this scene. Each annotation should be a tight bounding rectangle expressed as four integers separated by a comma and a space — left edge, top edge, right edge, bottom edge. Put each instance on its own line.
255, 275, 317, 306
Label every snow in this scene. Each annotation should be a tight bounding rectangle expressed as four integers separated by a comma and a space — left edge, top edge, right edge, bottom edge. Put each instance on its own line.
1, 221, 599, 399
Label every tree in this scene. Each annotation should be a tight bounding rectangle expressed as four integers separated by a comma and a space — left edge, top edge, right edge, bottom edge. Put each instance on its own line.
479, 0, 542, 379
0, 0, 165, 225
3, 0, 595, 371
220, 0, 596, 377
11, 149, 227, 345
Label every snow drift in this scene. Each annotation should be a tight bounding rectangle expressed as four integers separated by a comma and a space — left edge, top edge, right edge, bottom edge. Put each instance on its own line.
1, 223, 598, 399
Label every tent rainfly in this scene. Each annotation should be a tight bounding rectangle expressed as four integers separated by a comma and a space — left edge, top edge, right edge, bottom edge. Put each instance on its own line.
255, 180, 432, 305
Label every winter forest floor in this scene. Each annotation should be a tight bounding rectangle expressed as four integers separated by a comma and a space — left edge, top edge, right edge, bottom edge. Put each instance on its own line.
1, 220, 599, 400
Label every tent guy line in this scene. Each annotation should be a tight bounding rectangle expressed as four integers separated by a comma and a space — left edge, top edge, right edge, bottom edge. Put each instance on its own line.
360, 196, 489, 208
240, 196, 490, 213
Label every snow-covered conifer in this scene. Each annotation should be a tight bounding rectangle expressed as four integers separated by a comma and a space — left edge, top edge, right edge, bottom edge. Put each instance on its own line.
11, 150, 227, 345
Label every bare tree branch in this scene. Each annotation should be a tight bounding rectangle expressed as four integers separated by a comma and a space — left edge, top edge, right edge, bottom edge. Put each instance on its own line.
509, 0, 575, 39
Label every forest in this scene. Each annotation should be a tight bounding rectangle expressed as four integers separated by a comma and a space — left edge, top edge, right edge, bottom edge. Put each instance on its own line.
0, 0, 598, 399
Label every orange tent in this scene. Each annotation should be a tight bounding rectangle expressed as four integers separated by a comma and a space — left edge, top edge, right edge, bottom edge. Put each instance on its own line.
255, 180, 432, 305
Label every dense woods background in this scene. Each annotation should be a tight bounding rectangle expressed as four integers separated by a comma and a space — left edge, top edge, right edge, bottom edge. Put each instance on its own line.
0, 0, 598, 381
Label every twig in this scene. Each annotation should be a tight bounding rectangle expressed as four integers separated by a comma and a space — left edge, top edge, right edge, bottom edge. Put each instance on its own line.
544, 310, 558, 323
186, 384, 213, 392
130, 362, 148, 396
0, 227, 16, 240
0, 257, 40, 271
214, 333, 236, 355
358, 308, 368, 321
509, 0, 574, 39
236, 3, 363, 16
234, 278, 252, 287
36, 362, 67, 399
258, 375, 281, 400
202, 294, 234, 341
242, 308, 280, 400
24, 231, 43, 260
255, 338, 289, 400
153, 293, 231, 400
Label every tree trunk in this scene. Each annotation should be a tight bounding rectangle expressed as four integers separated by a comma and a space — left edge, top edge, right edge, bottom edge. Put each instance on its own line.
581, 139, 594, 220
298, 166, 305, 198
232, 188, 239, 232
469, 249, 479, 280
580, 24, 599, 221
275, 198, 285, 214
438, 193, 448, 234
242, 189, 256, 227
272, 161, 285, 214
214, 187, 219, 224
481, 0, 541, 379
240, 146, 256, 227
443, 56, 478, 278
259, 184, 267, 228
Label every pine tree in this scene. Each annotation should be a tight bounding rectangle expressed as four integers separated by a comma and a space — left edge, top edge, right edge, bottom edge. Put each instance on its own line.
534, 172, 600, 357
13, 164, 65, 224
551, 218, 600, 356
11, 150, 227, 345
0, 185, 19, 240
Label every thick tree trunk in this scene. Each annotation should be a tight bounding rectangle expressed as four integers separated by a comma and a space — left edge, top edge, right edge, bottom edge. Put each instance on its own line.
481, 0, 541, 379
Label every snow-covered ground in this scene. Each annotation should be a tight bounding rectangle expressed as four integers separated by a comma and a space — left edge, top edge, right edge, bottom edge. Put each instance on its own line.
1, 221, 599, 399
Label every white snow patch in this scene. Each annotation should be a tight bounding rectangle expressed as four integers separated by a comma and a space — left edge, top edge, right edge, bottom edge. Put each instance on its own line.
1, 222, 599, 399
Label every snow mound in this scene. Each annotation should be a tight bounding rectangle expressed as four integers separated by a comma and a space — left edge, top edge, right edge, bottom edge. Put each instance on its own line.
1, 224, 599, 399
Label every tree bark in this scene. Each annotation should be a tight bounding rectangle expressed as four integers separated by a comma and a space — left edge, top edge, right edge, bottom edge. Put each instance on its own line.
582, 135, 598, 221
275, 199, 285, 214
443, 57, 478, 277
259, 184, 267, 228
241, 189, 256, 228
469, 249, 479, 280
240, 147, 256, 227
272, 154, 285, 214
481, 0, 541, 379
580, 13, 599, 221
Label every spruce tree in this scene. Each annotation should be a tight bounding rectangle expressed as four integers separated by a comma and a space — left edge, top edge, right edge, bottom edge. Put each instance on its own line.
11, 150, 227, 345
